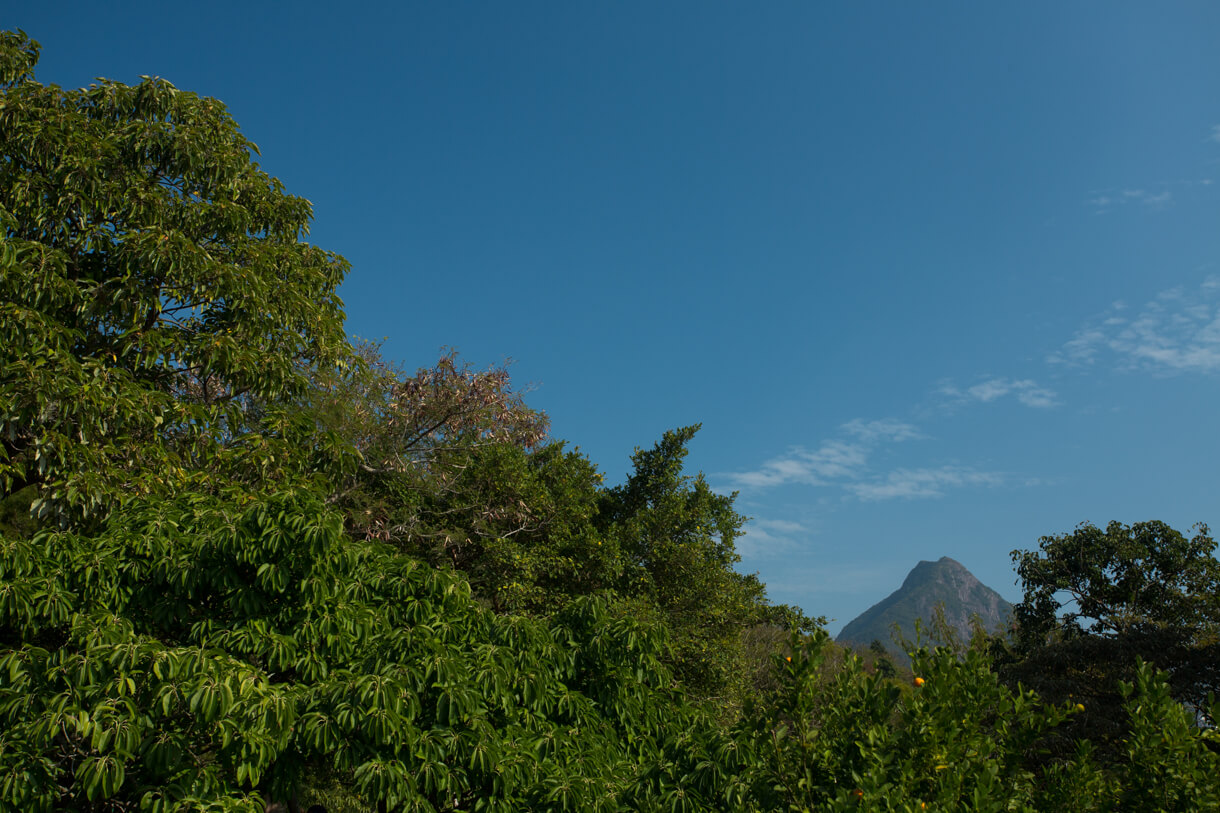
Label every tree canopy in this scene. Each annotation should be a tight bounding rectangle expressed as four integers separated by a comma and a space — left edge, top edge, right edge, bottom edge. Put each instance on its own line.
0, 29, 350, 524
1002, 520, 1220, 751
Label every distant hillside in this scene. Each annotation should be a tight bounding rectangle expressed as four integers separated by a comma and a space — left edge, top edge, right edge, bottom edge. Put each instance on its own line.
837, 557, 1013, 662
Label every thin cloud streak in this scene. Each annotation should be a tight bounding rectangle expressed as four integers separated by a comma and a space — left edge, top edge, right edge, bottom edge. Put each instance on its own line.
1088, 187, 1172, 212
842, 417, 924, 442
938, 377, 1059, 409
726, 440, 869, 489
723, 418, 919, 491
1087, 156, 1219, 214
1049, 277, 1220, 373
848, 467, 1003, 501
723, 417, 1005, 503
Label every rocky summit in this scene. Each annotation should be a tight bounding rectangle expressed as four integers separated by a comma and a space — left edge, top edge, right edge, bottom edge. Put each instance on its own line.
836, 557, 1013, 663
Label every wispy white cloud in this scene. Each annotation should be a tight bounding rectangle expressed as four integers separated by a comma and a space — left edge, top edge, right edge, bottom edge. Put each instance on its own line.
1089, 187, 1173, 212
1088, 128, 1218, 212
1049, 277, 1220, 373
938, 377, 1058, 409
848, 466, 1003, 501
728, 369, 1057, 501
1014, 387, 1058, 408
723, 418, 919, 490
755, 518, 806, 534
842, 417, 924, 442
726, 439, 869, 489
723, 416, 1006, 502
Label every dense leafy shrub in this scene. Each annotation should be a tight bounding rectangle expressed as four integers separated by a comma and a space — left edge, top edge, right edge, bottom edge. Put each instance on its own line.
0, 488, 711, 810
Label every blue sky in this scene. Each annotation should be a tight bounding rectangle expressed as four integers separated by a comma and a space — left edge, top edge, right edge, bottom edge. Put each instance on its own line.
13, 3, 1220, 633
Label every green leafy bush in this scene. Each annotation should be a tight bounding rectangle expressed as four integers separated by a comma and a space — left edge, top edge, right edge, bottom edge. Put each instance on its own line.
0, 488, 710, 810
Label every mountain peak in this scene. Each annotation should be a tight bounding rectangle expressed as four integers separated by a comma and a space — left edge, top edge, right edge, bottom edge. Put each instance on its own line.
903, 556, 965, 582
837, 558, 1013, 662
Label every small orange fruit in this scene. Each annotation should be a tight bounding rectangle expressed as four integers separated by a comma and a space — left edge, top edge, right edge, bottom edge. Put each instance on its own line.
914, 676, 925, 687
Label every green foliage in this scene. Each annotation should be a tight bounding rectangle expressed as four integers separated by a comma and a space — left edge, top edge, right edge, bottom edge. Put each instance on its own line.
675, 633, 1220, 812
1115, 661, 1220, 812
306, 342, 604, 614
428, 441, 617, 614
318, 351, 810, 716
867, 639, 899, 680
12, 503, 1215, 813
1012, 521, 1219, 644
0, 488, 709, 811
596, 425, 817, 716
1002, 520, 1220, 753
0, 486, 39, 540
716, 632, 1057, 811
0, 30, 351, 522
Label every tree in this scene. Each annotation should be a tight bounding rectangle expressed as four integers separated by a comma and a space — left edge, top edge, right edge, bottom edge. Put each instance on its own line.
311, 341, 550, 507
0, 30, 350, 524
868, 639, 898, 680
302, 341, 623, 615
1001, 520, 1220, 751
596, 425, 815, 716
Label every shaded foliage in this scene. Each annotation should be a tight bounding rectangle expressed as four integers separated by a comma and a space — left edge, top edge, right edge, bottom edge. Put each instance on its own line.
999, 520, 1220, 756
